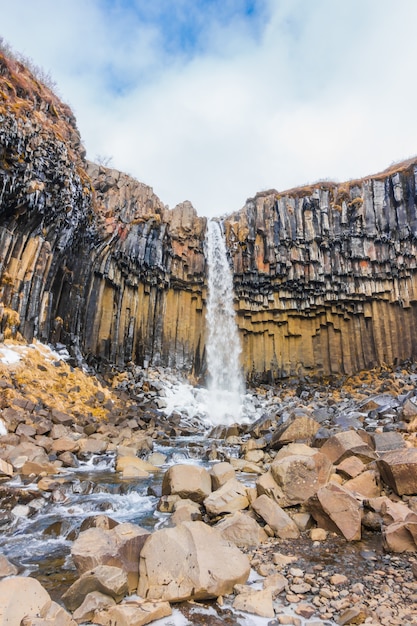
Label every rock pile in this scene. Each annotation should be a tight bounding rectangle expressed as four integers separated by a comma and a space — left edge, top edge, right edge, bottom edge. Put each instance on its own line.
0, 343, 417, 624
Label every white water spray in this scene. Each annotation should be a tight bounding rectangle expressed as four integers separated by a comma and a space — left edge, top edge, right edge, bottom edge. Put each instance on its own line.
205, 220, 244, 424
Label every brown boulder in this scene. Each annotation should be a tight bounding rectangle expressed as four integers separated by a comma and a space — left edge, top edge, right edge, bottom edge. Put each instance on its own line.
62, 565, 128, 611
0, 576, 51, 624
269, 443, 333, 506
343, 469, 381, 499
306, 483, 362, 541
210, 462, 235, 490
204, 478, 249, 516
320, 431, 376, 465
137, 521, 250, 602
377, 448, 417, 495
215, 511, 268, 547
72, 591, 116, 624
162, 464, 211, 503
252, 494, 300, 539
22, 600, 77, 625
93, 600, 172, 626
269, 415, 320, 449
233, 587, 275, 618
71, 523, 150, 593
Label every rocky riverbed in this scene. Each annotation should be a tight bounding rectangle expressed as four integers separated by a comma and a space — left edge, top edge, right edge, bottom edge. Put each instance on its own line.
0, 340, 417, 625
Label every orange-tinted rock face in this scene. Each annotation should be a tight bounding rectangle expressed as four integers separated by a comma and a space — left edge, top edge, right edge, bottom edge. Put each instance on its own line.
2, 51, 417, 380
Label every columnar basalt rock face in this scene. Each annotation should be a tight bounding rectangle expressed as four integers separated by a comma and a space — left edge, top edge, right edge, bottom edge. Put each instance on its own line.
0, 52, 207, 374
224, 165, 417, 378
2, 51, 417, 380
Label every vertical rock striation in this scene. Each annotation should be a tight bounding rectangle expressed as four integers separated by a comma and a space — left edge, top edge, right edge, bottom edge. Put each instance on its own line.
224, 165, 417, 379
1, 50, 417, 380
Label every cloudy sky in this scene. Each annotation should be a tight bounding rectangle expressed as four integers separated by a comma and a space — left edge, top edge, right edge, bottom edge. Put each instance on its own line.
1, 0, 416, 217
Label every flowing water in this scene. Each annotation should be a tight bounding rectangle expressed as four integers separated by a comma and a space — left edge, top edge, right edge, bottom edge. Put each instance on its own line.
205, 220, 244, 424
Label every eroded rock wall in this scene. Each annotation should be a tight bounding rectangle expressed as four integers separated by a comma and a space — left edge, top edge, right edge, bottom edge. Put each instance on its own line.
0, 52, 207, 372
2, 50, 417, 380
224, 165, 417, 378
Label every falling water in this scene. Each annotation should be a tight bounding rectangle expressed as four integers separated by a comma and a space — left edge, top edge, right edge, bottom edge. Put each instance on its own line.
205, 220, 244, 424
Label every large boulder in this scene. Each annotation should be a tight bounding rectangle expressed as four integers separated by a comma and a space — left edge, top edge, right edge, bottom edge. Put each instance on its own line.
72, 591, 116, 624
215, 511, 268, 547
269, 443, 333, 507
210, 462, 235, 490
62, 565, 128, 612
92, 600, 172, 626
204, 478, 249, 516
21, 600, 77, 625
343, 469, 380, 499
252, 495, 300, 539
233, 587, 275, 618
0, 576, 51, 625
162, 464, 212, 503
320, 431, 376, 465
71, 522, 150, 592
269, 415, 321, 449
306, 483, 362, 541
137, 521, 250, 602
373, 497, 417, 552
377, 448, 417, 496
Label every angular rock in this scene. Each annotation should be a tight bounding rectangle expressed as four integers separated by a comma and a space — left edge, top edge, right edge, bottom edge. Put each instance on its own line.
402, 396, 417, 421
210, 462, 235, 490
162, 464, 211, 503
0, 576, 51, 624
50, 437, 79, 454
77, 438, 108, 456
336, 456, 366, 479
371, 497, 417, 552
71, 522, 150, 593
7, 442, 50, 468
171, 499, 202, 524
306, 483, 362, 541
377, 448, 417, 495
252, 494, 300, 539
269, 415, 321, 449
0, 553, 18, 577
382, 517, 417, 552
229, 458, 263, 474
21, 460, 59, 476
22, 600, 77, 625
204, 478, 249, 516
263, 572, 288, 597
72, 591, 116, 624
256, 469, 285, 503
269, 443, 333, 506
0, 458, 13, 478
62, 565, 128, 611
343, 469, 380, 499
215, 511, 268, 547
233, 587, 275, 618
51, 409, 74, 425
371, 431, 406, 453
138, 520, 250, 601
320, 431, 376, 465
93, 600, 172, 626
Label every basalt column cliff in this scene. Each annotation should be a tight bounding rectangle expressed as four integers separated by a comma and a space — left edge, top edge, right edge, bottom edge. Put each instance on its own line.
1, 51, 417, 380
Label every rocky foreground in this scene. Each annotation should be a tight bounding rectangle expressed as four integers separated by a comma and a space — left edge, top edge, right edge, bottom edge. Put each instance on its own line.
0, 341, 417, 625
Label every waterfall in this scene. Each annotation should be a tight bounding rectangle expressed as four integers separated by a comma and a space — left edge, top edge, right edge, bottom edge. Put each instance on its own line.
205, 220, 244, 424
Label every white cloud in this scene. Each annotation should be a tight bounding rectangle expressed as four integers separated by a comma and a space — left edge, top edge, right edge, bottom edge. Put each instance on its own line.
1, 0, 417, 217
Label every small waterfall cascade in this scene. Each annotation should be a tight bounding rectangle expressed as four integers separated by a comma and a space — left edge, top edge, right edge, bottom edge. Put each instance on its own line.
205, 219, 245, 424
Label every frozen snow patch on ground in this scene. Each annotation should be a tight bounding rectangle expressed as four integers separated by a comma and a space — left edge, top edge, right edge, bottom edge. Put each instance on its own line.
0, 345, 22, 364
